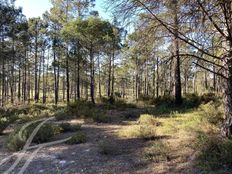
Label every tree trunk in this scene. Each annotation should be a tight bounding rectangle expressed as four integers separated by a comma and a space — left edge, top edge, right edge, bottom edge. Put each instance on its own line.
111, 48, 115, 97
221, 39, 232, 137
42, 49, 46, 104
77, 45, 80, 100
90, 45, 95, 104
34, 34, 38, 102
18, 66, 21, 102
221, 58, 232, 137
173, 0, 182, 105
108, 54, 111, 97
98, 54, 102, 98
66, 48, 70, 104
156, 57, 159, 97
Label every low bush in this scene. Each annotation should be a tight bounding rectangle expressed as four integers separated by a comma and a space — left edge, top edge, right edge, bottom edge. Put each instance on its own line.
59, 122, 81, 132
68, 100, 95, 116
138, 114, 158, 126
66, 132, 86, 145
54, 108, 74, 121
0, 117, 10, 134
119, 114, 157, 140
92, 112, 109, 123
138, 125, 157, 140
199, 102, 224, 125
138, 94, 152, 102
7, 122, 61, 151
201, 93, 219, 104
144, 141, 170, 162
183, 93, 201, 108
150, 95, 175, 106
100, 97, 136, 109
197, 137, 232, 173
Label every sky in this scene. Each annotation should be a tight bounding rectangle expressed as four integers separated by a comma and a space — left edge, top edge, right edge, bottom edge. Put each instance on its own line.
15, 0, 111, 20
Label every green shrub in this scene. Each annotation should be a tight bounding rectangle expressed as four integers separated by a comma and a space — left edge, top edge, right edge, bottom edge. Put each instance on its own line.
183, 93, 201, 108
201, 93, 218, 104
66, 132, 86, 145
151, 95, 175, 106
138, 94, 152, 102
138, 114, 158, 126
114, 92, 121, 98
7, 122, 61, 151
26, 123, 60, 143
0, 110, 19, 134
199, 102, 224, 125
144, 141, 170, 162
197, 138, 232, 173
119, 115, 157, 140
68, 100, 95, 115
114, 99, 137, 109
6, 129, 26, 152
54, 108, 74, 121
59, 122, 81, 132
92, 112, 109, 123
138, 125, 157, 140
0, 117, 10, 134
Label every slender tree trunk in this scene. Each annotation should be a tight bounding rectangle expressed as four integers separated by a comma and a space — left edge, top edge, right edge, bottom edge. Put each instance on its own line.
135, 57, 139, 100
90, 45, 95, 104
66, 48, 70, 104
221, 29, 232, 136
42, 49, 46, 104
77, 44, 80, 100
23, 48, 27, 103
173, 0, 182, 105
98, 54, 102, 98
18, 66, 21, 102
156, 57, 159, 97
108, 54, 111, 97
2, 58, 5, 107
222, 57, 232, 137
111, 48, 115, 97
10, 39, 15, 104
63, 76, 65, 102
37, 52, 42, 102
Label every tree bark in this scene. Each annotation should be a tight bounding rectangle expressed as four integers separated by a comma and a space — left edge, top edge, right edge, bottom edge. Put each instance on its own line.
173, 0, 182, 105
34, 32, 39, 102
108, 54, 111, 97
66, 48, 70, 104
90, 45, 95, 104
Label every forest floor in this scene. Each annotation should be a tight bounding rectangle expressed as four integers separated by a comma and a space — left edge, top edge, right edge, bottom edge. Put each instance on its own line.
0, 106, 216, 174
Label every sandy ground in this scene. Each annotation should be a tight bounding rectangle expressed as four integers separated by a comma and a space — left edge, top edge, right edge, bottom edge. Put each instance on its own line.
0, 109, 198, 174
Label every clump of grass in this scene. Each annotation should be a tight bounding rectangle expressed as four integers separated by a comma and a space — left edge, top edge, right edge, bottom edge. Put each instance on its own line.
59, 122, 81, 132
201, 92, 219, 104
68, 100, 95, 116
0, 117, 10, 134
66, 132, 86, 145
138, 114, 159, 126
92, 112, 109, 123
119, 114, 157, 140
6, 122, 61, 151
197, 137, 232, 173
143, 141, 170, 162
54, 108, 74, 121
98, 139, 120, 155
199, 101, 224, 125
